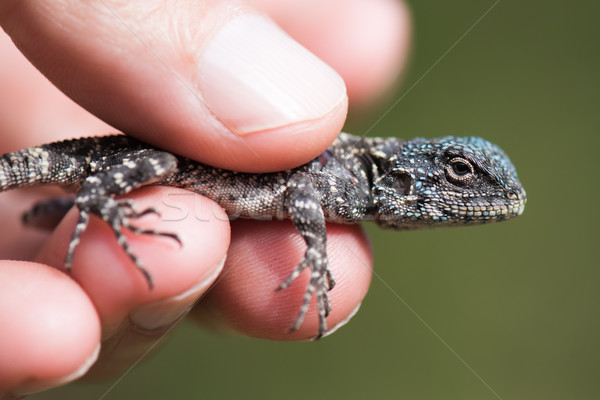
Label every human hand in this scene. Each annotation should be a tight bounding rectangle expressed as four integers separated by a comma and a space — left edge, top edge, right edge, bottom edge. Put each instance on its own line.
0, 0, 410, 395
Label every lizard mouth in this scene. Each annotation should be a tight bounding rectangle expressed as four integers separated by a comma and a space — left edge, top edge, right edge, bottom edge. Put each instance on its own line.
456, 192, 526, 222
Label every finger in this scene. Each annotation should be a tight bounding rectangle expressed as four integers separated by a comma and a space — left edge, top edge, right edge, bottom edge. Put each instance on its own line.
0, 261, 100, 396
191, 220, 372, 340
256, 0, 412, 106
35, 187, 230, 378
0, 0, 348, 172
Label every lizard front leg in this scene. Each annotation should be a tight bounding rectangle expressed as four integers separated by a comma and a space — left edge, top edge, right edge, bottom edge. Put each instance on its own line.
66, 151, 180, 288
279, 173, 334, 339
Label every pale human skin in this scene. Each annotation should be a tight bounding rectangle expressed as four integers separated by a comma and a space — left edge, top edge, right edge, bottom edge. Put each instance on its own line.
0, 0, 410, 395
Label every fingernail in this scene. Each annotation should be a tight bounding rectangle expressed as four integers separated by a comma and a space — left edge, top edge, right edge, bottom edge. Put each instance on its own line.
319, 303, 362, 339
130, 256, 226, 330
199, 15, 346, 135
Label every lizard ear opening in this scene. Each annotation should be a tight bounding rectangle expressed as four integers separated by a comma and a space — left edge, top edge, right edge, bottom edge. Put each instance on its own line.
379, 171, 412, 195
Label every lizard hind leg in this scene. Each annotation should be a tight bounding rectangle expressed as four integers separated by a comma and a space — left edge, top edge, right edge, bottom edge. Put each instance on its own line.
282, 174, 334, 339
68, 151, 180, 288
22, 197, 75, 231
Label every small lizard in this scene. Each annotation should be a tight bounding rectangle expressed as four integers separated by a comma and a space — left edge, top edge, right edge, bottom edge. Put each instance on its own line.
0, 133, 526, 338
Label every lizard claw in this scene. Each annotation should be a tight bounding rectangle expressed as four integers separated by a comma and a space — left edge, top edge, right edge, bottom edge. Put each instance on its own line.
119, 201, 160, 219
280, 252, 333, 338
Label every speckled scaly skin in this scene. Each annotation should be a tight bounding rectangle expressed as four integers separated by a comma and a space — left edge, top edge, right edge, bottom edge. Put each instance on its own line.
0, 133, 526, 338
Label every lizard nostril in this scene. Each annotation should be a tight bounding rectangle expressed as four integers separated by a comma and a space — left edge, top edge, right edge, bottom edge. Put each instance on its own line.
507, 189, 519, 200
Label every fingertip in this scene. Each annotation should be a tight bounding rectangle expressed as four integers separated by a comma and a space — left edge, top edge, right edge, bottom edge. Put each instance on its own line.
257, 0, 412, 106
192, 220, 372, 340
331, 0, 412, 106
141, 10, 349, 172
0, 261, 100, 395
36, 187, 230, 332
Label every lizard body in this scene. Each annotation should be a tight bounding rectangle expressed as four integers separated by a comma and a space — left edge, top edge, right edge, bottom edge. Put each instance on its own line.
0, 133, 526, 337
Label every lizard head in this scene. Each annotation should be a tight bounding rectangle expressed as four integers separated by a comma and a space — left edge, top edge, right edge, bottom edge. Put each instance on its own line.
372, 136, 526, 229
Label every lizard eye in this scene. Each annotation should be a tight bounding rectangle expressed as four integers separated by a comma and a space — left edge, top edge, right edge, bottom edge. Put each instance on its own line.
446, 157, 476, 185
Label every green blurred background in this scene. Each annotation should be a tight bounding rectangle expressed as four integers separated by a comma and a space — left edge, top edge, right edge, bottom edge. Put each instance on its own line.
37, 0, 598, 399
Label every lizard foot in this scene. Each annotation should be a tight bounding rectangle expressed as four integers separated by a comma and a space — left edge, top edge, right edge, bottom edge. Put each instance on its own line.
65, 196, 180, 289
278, 250, 334, 339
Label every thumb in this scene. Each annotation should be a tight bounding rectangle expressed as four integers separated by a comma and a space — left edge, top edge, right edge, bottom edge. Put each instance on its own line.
0, 0, 347, 172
